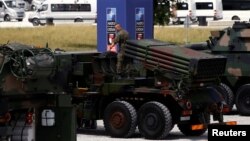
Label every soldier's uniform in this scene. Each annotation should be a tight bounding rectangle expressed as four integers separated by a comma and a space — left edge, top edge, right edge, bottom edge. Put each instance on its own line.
113, 29, 129, 73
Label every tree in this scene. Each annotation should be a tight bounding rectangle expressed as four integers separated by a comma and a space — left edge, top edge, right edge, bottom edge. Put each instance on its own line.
154, 0, 176, 25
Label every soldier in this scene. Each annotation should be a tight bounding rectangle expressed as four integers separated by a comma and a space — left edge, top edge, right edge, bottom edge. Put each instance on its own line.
109, 23, 129, 74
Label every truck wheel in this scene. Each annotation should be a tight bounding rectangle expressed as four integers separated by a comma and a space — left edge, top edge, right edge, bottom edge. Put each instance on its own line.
178, 113, 209, 136
138, 101, 172, 139
103, 101, 137, 138
219, 83, 234, 111
236, 85, 250, 115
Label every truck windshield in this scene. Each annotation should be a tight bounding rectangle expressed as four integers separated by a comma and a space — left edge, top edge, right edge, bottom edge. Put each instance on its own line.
5, 1, 17, 8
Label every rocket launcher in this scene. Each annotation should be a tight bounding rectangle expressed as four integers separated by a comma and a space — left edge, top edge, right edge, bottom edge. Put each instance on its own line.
124, 39, 227, 87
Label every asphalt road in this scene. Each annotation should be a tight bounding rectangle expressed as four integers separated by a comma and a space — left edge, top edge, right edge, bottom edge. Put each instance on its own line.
77, 109, 250, 141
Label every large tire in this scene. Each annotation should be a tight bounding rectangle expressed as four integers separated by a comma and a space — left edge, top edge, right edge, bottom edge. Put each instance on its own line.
103, 101, 137, 138
219, 83, 234, 111
236, 84, 250, 115
178, 113, 209, 136
138, 101, 172, 139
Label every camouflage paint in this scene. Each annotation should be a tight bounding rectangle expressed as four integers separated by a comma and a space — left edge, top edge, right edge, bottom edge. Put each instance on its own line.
208, 22, 250, 87
0, 40, 230, 139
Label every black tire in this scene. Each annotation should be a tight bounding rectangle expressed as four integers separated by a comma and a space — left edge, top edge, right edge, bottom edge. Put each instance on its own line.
178, 113, 209, 136
4, 15, 11, 21
75, 18, 83, 22
18, 19, 23, 22
232, 16, 240, 20
32, 18, 40, 26
138, 101, 172, 139
103, 101, 137, 138
236, 84, 250, 115
172, 20, 180, 25
219, 83, 234, 111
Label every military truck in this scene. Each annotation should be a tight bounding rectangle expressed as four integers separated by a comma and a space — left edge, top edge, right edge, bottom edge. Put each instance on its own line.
189, 22, 250, 116
0, 40, 233, 140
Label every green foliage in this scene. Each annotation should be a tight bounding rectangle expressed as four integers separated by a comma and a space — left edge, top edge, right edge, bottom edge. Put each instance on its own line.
154, 0, 176, 25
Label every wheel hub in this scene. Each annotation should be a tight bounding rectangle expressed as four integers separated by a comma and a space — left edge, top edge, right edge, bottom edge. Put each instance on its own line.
244, 96, 250, 106
145, 113, 158, 129
110, 112, 125, 129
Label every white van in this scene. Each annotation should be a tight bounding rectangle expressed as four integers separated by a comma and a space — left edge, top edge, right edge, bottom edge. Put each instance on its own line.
0, 0, 25, 21
28, 0, 97, 26
175, 0, 196, 24
222, 0, 250, 21
194, 0, 223, 20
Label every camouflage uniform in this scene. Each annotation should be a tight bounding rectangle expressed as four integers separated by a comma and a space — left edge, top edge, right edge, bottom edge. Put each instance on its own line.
114, 29, 129, 73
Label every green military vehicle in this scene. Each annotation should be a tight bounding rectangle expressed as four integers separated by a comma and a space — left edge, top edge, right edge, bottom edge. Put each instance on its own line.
0, 40, 233, 140
0, 43, 78, 141
189, 22, 250, 116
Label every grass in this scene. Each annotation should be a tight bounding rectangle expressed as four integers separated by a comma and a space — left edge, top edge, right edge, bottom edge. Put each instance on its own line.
0, 25, 97, 51
0, 25, 220, 51
154, 26, 213, 44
